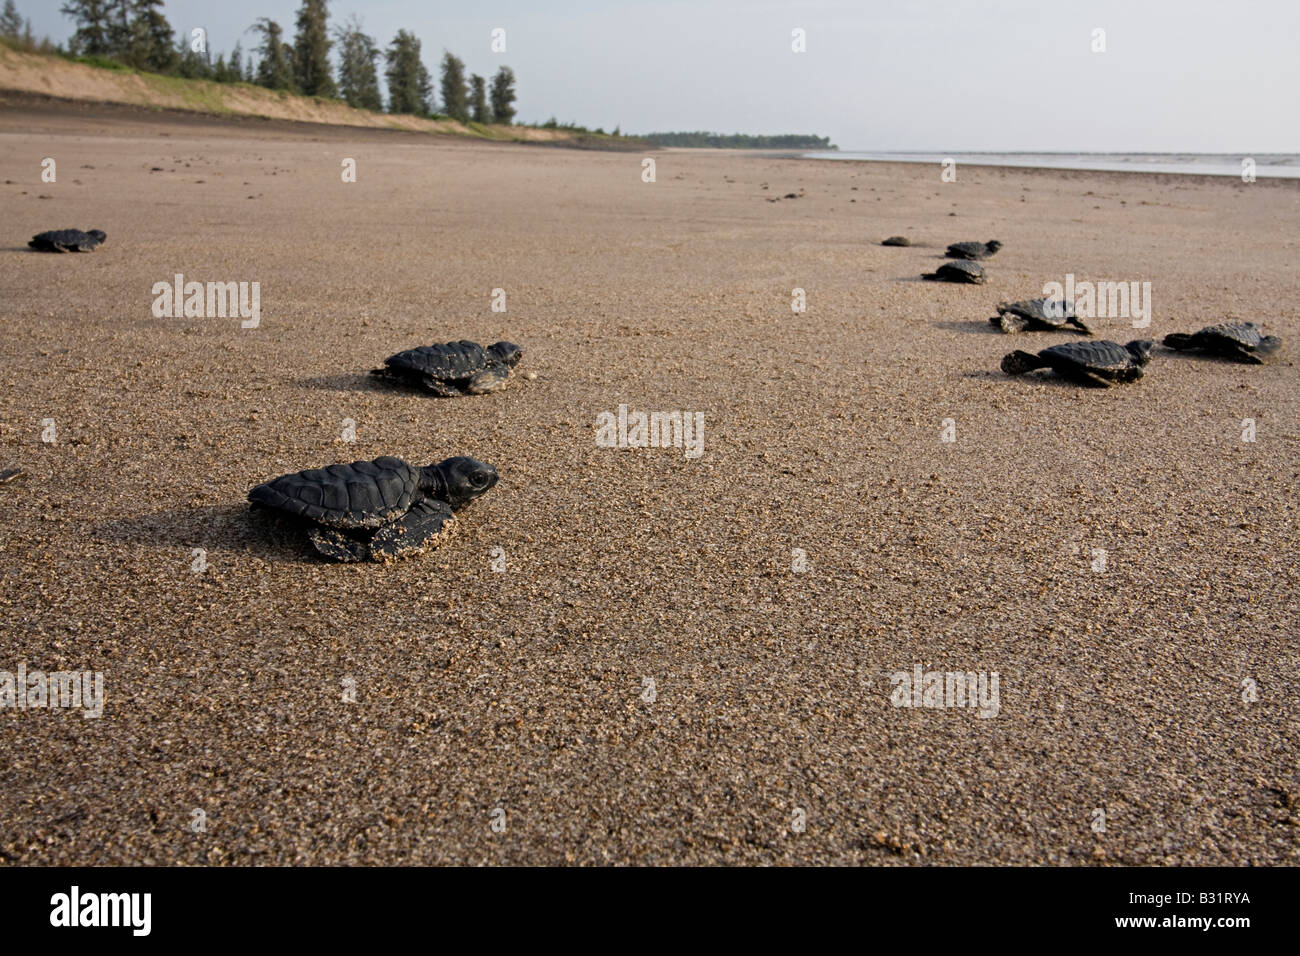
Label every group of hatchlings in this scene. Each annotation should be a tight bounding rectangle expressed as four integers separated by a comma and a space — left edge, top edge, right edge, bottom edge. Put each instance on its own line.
26, 226, 1286, 563
247, 339, 525, 563
887, 233, 1283, 386
28, 227, 523, 564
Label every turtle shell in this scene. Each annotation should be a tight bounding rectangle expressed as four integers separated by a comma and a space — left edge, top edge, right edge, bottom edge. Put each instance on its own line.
248, 456, 420, 529
945, 240, 999, 260
382, 341, 488, 382
932, 260, 986, 284
29, 228, 106, 252
998, 298, 1076, 326
1040, 340, 1140, 372
1193, 322, 1265, 348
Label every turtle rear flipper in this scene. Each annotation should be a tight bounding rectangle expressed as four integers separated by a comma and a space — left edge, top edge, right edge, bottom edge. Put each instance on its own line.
309, 526, 370, 562
1001, 350, 1046, 375
466, 365, 510, 394
369, 366, 414, 388
369, 499, 454, 562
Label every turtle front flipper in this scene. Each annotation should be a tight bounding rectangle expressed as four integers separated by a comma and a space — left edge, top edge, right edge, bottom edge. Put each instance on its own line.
466, 365, 510, 394
1080, 370, 1116, 387
309, 526, 370, 562
1067, 316, 1094, 335
415, 376, 462, 397
368, 500, 454, 562
1162, 333, 1196, 351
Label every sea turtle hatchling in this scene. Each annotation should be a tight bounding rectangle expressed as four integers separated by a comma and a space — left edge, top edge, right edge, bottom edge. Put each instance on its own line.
1001, 339, 1153, 387
881, 236, 911, 246
1162, 322, 1281, 364
945, 239, 1002, 260
990, 298, 1092, 334
28, 228, 107, 252
248, 455, 498, 562
922, 260, 986, 284
371, 340, 523, 397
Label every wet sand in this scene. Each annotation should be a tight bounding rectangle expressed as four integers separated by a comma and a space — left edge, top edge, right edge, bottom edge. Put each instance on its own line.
1, 102, 1297, 865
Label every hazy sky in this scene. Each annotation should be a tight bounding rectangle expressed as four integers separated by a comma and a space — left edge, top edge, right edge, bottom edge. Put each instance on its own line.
23, 0, 1300, 150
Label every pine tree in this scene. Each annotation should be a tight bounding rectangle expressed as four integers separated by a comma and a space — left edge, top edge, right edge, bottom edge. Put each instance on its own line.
469, 73, 489, 123
292, 0, 335, 97
131, 0, 176, 72
59, 0, 112, 55
384, 30, 432, 116
489, 66, 517, 125
230, 41, 243, 82
174, 34, 210, 78
251, 18, 294, 91
0, 0, 24, 40
439, 52, 468, 122
334, 16, 381, 111
104, 0, 132, 57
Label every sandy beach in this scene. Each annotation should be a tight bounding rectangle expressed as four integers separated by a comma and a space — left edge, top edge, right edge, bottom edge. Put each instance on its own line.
1, 100, 1297, 865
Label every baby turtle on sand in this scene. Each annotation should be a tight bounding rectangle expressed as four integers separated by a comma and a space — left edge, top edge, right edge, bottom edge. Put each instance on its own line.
371, 340, 523, 397
881, 236, 911, 246
1001, 340, 1153, 387
248, 455, 498, 563
945, 239, 1002, 260
1163, 322, 1281, 364
28, 228, 107, 252
990, 298, 1091, 334
922, 260, 986, 284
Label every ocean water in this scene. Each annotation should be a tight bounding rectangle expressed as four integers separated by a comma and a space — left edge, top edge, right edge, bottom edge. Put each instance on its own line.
804, 151, 1300, 179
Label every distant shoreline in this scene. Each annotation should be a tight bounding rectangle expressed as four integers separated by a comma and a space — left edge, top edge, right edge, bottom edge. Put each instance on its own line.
802, 150, 1300, 179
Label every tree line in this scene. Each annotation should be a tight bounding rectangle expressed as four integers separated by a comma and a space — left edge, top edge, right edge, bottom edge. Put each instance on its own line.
11, 1, 517, 123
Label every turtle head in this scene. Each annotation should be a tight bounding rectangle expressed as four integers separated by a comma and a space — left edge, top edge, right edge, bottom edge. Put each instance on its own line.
487, 341, 523, 368
1125, 340, 1155, 365
425, 456, 498, 509
88, 229, 107, 242
985, 240, 1002, 252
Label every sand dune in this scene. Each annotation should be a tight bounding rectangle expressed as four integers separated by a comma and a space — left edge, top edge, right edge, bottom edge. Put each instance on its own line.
0, 45, 576, 141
